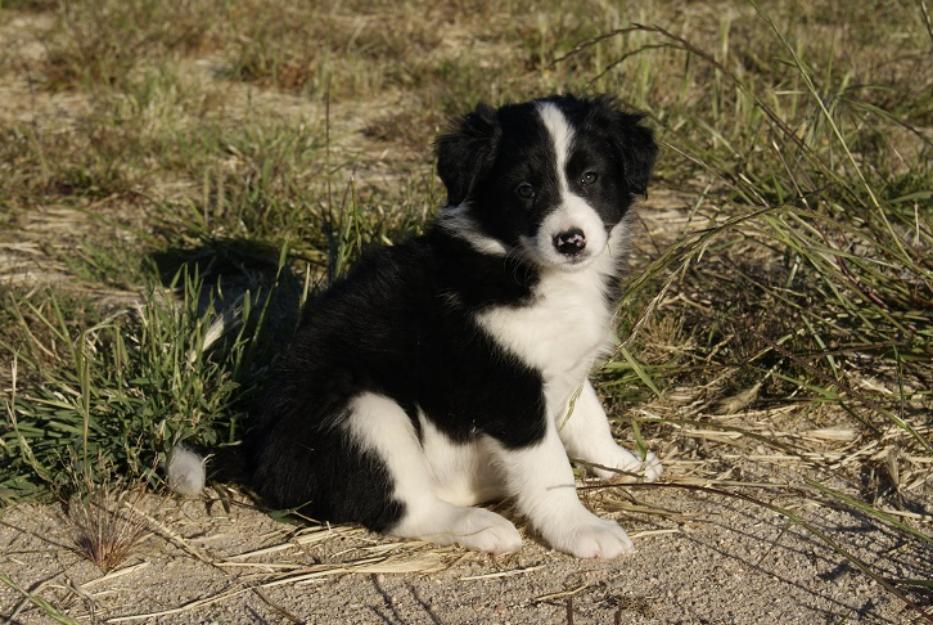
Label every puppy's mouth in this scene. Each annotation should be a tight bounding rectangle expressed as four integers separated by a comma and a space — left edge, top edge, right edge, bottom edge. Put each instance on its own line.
553, 251, 598, 271
518, 236, 599, 272
554, 249, 596, 268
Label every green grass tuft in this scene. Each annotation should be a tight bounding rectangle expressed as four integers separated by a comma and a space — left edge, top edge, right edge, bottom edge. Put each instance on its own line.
1, 264, 295, 499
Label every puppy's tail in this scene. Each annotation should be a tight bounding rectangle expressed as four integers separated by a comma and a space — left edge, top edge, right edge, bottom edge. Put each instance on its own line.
166, 442, 248, 496
167, 445, 207, 497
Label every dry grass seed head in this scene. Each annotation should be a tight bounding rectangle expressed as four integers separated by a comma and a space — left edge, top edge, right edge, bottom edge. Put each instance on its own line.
67, 483, 149, 573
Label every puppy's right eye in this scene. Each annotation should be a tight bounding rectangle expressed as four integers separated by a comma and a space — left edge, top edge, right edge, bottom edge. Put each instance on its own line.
515, 182, 535, 199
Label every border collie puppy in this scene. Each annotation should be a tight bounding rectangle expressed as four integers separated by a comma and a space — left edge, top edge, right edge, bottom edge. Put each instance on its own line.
234, 95, 660, 557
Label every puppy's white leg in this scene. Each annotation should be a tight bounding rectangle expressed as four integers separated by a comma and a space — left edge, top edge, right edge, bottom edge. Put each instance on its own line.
491, 421, 634, 558
558, 380, 663, 482
346, 393, 521, 554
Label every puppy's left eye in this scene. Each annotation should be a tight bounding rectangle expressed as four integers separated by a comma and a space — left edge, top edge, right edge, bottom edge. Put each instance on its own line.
515, 182, 535, 199
581, 171, 599, 185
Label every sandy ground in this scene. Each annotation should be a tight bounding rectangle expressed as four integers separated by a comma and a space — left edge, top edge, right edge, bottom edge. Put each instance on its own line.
1, 469, 928, 625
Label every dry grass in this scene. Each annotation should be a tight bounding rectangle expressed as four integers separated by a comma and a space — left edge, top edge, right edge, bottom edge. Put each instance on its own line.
66, 483, 149, 573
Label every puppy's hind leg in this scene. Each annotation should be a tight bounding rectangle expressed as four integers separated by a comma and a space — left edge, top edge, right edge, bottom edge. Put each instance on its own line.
346, 393, 522, 554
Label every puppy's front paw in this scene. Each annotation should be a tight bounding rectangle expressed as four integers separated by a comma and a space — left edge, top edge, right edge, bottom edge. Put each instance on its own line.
548, 514, 634, 559
641, 451, 663, 482
591, 447, 663, 482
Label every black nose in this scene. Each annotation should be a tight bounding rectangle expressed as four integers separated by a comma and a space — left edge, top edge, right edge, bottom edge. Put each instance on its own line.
553, 228, 586, 256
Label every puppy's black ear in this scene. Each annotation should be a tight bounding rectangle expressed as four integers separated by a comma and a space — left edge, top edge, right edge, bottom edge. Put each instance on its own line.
435, 103, 500, 206
589, 97, 658, 196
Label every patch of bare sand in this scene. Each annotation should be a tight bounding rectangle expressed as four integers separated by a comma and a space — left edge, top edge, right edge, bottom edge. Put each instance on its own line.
1, 467, 926, 625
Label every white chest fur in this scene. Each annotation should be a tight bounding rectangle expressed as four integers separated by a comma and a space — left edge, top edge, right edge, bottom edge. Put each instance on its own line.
475, 253, 616, 415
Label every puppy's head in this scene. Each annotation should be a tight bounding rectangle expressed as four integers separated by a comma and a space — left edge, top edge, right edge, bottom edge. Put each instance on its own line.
437, 95, 657, 271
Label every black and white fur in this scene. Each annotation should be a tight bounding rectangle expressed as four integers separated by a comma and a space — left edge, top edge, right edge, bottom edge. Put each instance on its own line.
171, 94, 661, 558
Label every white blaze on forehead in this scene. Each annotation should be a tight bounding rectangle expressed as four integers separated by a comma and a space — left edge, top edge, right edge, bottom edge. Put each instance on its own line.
529, 101, 609, 270
535, 102, 574, 193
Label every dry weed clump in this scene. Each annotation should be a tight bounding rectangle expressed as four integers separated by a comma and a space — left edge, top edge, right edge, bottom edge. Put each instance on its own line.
224, 1, 447, 98
66, 481, 150, 573
41, 0, 216, 90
